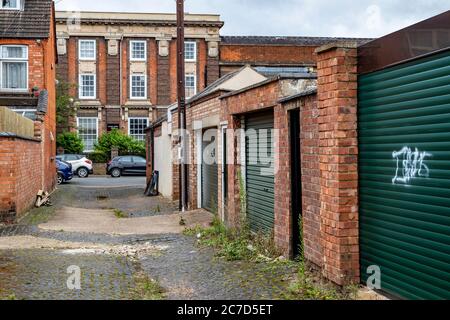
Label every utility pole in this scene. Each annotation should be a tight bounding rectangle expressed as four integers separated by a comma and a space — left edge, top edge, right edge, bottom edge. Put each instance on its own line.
176, 0, 188, 212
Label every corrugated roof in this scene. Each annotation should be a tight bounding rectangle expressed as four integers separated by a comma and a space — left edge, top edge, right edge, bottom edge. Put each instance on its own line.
0, 0, 53, 38
221, 36, 374, 46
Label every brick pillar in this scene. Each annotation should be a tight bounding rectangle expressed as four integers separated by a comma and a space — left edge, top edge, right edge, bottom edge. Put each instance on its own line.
315, 42, 359, 285
274, 103, 292, 257
226, 115, 242, 228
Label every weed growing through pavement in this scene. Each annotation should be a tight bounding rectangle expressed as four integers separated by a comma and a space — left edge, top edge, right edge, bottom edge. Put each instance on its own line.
129, 272, 165, 300
184, 201, 359, 300
113, 209, 128, 219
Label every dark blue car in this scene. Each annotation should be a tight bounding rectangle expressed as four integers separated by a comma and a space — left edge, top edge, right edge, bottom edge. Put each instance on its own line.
56, 159, 73, 185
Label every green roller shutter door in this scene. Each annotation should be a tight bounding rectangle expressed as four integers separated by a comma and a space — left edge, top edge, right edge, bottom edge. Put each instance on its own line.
202, 133, 218, 213
245, 111, 275, 232
359, 50, 450, 300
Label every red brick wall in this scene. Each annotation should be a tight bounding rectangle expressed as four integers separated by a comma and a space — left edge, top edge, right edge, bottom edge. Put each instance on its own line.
0, 136, 43, 223
186, 94, 222, 210
316, 43, 359, 285
41, 8, 57, 193
98, 38, 107, 105
121, 40, 128, 105
197, 39, 207, 92
169, 40, 178, 103
148, 39, 158, 105
0, 8, 57, 212
299, 95, 322, 267
67, 37, 78, 97
220, 44, 317, 72
273, 103, 292, 255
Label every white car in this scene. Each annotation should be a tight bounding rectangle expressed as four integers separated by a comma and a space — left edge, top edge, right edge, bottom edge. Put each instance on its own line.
56, 154, 94, 178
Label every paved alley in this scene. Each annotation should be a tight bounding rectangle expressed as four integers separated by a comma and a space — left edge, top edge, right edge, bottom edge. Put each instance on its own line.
0, 177, 296, 300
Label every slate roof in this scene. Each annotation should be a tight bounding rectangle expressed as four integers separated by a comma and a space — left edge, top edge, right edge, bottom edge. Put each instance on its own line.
0, 0, 53, 38
221, 36, 374, 46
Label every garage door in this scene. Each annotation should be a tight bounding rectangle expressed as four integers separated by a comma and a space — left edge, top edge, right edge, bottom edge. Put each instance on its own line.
202, 131, 218, 213
359, 50, 450, 300
245, 111, 275, 232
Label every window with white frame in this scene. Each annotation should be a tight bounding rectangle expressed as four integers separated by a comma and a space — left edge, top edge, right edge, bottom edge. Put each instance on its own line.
130, 41, 147, 61
185, 74, 196, 98
77, 117, 98, 152
128, 118, 148, 141
1, 0, 21, 9
130, 74, 147, 99
185, 41, 196, 61
0, 45, 28, 91
79, 74, 96, 99
79, 40, 96, 60
13, 109, 36, 120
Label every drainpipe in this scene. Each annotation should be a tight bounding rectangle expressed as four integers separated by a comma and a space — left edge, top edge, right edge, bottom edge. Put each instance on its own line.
119, 35, 123, 119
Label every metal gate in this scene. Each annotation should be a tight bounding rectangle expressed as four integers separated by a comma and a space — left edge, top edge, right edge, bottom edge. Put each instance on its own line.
245, 111, 275, 232
202, 130, 218, 213
359, 50, 450, 299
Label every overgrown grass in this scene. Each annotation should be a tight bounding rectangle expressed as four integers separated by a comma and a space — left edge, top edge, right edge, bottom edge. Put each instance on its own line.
184, 216, 358, 300
129, 272, 165, 300
184, 215, 281, 262
283, 261, 358, 300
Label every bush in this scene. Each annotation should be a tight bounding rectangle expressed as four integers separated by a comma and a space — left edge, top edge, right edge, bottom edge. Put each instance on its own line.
87, 151, 108, 163
56, 132, 84, 154
94, 129, 146, 160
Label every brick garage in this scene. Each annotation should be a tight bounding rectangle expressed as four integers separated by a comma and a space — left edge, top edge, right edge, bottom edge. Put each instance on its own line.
279, 92, 322, 267
220, 76, 317, 257
186, 93, 222, 212
220, 45, 360, 286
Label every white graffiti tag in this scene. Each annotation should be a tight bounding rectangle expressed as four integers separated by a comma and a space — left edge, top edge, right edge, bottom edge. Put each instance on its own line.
392, 147, 431, 185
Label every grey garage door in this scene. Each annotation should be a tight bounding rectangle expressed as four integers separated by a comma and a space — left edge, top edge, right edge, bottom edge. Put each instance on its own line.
359, 50, 450, 300
202, 131, 218, 213
245, 111, 275, 232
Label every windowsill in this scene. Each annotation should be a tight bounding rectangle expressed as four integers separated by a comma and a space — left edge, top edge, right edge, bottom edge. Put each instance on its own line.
79, 58, 96, 62
130, 59, 147, 62
125, 100, 152, 106
78, 100, 102, 106
0, 89, 28, 93
185, 60, 197, 63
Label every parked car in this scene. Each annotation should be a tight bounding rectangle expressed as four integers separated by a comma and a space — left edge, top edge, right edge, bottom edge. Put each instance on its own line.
56, 159, 73, 185
56, 154, 93, 178
106, 156, 147, 177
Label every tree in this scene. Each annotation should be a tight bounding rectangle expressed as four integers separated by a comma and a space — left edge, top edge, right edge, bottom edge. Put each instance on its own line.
56, 81, 77, 133
57, 132, 84, 154
94, 129, 146, 160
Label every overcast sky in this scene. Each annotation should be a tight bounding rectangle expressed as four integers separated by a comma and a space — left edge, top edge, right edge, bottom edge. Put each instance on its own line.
55, 0, 449, 38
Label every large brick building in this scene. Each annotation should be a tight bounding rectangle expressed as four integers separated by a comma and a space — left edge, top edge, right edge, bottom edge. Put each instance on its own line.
0, 0, 57, 222
55, 11, 223, 152
219, 36, 371, 76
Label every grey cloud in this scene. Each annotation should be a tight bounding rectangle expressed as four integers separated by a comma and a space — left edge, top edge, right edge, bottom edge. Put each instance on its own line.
56, 0, 449, 37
